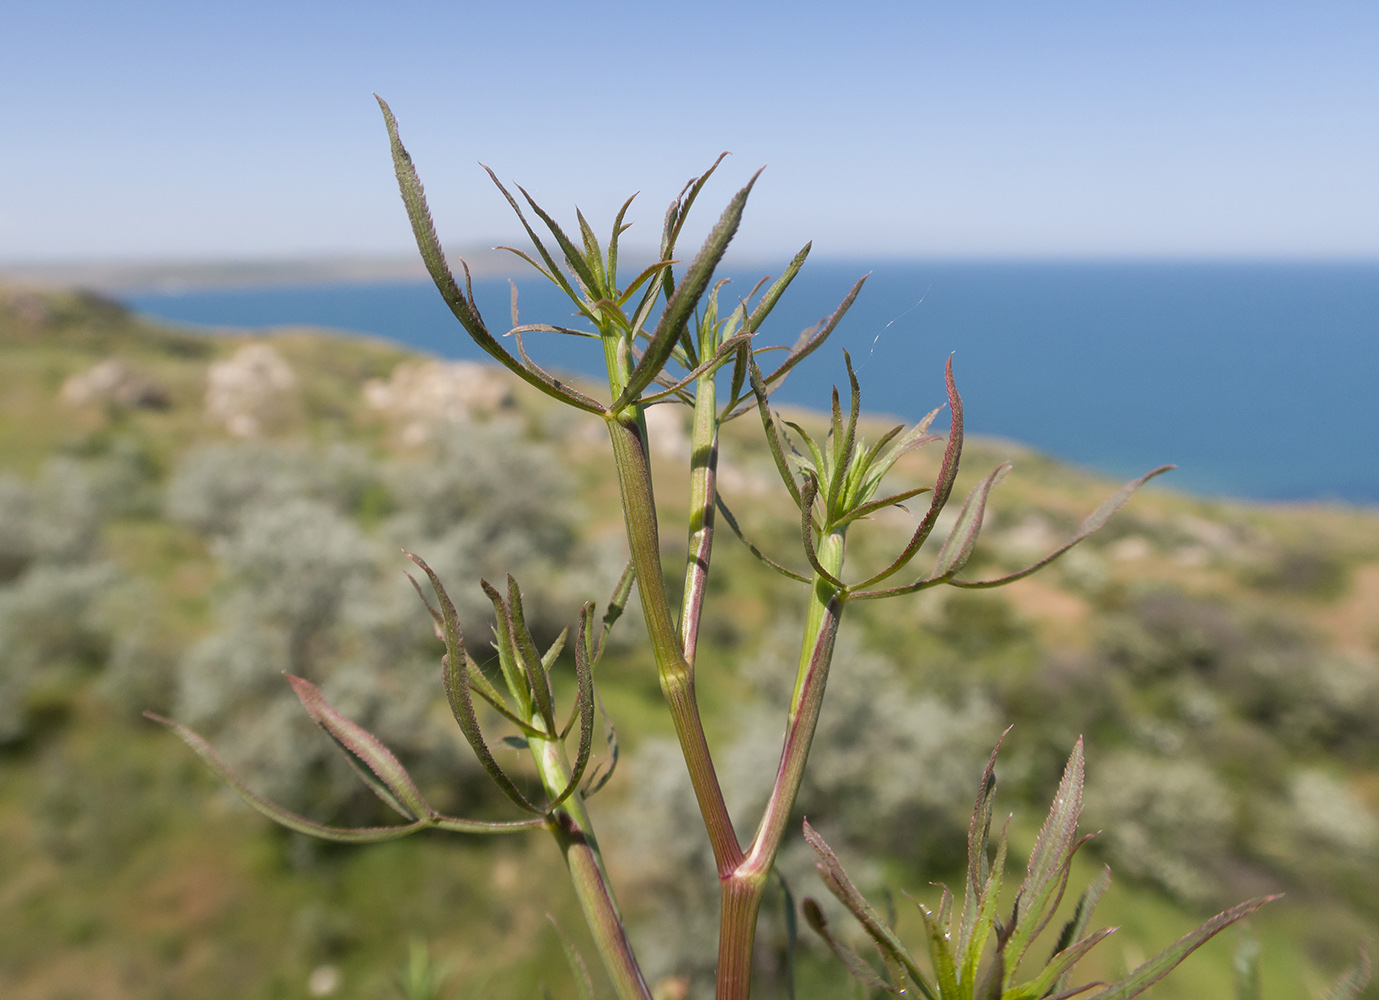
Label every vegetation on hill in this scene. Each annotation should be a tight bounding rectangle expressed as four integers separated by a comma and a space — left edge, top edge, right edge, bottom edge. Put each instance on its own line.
1, 283, 1375, 999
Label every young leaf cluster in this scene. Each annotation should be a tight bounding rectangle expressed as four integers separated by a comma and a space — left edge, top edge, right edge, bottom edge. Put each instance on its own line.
802, 737, 1278, 1000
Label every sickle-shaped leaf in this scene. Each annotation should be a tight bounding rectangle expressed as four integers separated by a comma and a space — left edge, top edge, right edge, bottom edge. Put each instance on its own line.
930, 462, 1012, 579
950, 466, 1175, 589
853, 355, 965, 591
146, 713, 434, 843
286, 675, 433, 821
1087, 895, 1279, 1000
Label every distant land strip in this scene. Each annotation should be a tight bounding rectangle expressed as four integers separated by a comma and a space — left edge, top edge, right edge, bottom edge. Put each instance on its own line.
0, 248, 517, 293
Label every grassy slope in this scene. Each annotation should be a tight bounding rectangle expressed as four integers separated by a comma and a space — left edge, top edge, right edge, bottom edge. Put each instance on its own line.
0, 284, 1375, 999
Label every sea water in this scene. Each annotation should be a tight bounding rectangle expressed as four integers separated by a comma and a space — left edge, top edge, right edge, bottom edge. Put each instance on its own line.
127, 260, 1379, 504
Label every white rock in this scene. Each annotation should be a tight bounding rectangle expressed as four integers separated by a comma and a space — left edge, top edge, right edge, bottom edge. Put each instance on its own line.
60, 358, 169, 410
363, 359, 513, 443
205, 343, 298, 438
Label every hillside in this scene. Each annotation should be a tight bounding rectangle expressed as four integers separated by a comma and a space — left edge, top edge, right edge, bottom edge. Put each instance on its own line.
1, 283, 1376, 1000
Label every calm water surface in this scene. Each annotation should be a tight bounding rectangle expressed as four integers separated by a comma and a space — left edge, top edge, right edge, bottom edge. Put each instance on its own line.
127, 260, 1379, 504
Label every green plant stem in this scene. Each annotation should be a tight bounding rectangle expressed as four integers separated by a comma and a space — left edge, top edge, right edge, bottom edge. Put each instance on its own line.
606, 410, 743, 875
530, 725, 651, 1000
716, 532, 847, 1000
680, 364, 720, 667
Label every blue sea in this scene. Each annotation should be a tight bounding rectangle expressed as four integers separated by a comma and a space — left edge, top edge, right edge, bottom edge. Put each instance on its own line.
126, 260, 1379, 505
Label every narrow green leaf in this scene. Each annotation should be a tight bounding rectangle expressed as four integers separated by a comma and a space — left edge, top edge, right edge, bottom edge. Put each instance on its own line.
575, 207, 608, 295
824, 353, 862, 519
799, 476, 845, 588
517, 185, 600, 300
607, 191, 638, 287
964, 821, 1010, 996
548, 604, 597, 810
582, 685, 621, 796
918, 897, 961, 1000
508, 323, 601, 340
1053, 867, 1112, 995
617, 259, 675, 309
804, 820, 939, 1000
377, 99, 601, 413
744, 242, 811, 337
959, 731, 1009, 960
548, 916, 595, 1000
1006, 740, 1087, 980
748, 355, 804, 507
404, 569, 534, 733
1087, 896, 1279, 1000
716, 495, 811, 583
408, 556, 543, 814
852, 356, 965, 591
802, 898, 903, 995
834, 484, 933, 529
504, 576, 557, 734
612, 170, 761, 411
1320, 948, 1371, 1000
636, 331, 753, 406
1012, 928, 1117, 1000
596, 558, 636, 663
482, 167, 575, 300
660, 152, 730, 274
762, 275, 868, 390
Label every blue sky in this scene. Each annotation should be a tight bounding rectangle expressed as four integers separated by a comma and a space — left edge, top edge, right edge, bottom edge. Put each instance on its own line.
4, 1, 1377, 261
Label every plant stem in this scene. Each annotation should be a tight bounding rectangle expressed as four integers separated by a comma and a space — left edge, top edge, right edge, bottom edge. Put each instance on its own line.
606, 410, 743, 875
531, 725, 652, 1000
716, 532, 847, 1000
680, 363, 720, 667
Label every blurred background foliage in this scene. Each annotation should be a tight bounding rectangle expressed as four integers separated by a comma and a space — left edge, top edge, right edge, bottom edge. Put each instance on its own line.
1, 285, 1376, 999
